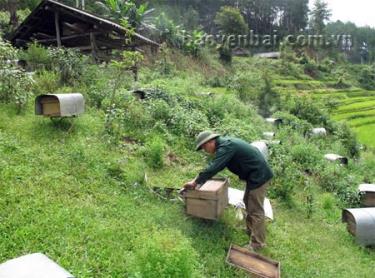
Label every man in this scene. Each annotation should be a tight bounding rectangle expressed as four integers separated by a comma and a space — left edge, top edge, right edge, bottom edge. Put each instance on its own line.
184, 131, 273, 251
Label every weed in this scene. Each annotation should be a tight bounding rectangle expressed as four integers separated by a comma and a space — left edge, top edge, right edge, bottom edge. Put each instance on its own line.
144, 136, 165, 169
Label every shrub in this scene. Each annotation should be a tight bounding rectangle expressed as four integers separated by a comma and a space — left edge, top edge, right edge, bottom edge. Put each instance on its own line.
229, 71, 262, 103
332, 122, 361, 158
285, 96, 330, 126
303, 61, 320, 78
154, 12, 184, 48
122, 160, 146, 187
316, 165, 361, 207
49, 47, 86, 85
32, 70, 60, 94
258, 73, 280, 117
0, 38, 34, 113
20, 42, 53, 71
144, 136, 165, 169
105, 99, 154, 142
128, 229, 202, 277
290, 143, 323, 172
273, 111, 313, 135
358, 65, 375, 90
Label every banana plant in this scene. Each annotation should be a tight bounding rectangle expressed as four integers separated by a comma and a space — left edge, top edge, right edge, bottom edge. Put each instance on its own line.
95, 0, 154, 31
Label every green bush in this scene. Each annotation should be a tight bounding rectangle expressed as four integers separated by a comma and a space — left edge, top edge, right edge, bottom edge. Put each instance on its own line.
358, 65, 375, 90
303, 61, 320, 78
49, 47, 86, 85
332, 122, 361, 158
229, 71, 262, 103
128, 229, 202, 277
32, 70, 60, 94
0, 38, 34, 113
284, 96, 330, 126
20, 42, 53, 71
316, 165, 361, 207
290, 143, 323, 172
144, 136, 165, 169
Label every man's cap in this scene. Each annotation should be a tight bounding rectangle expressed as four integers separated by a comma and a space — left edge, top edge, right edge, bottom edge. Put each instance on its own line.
195, 131, 220, 151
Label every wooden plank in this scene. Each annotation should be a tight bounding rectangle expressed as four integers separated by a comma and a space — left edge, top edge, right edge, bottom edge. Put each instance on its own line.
226, 245, 280, 278
90, 32, 98, 60
54, 11, 61, 47
42, 102, 60, 116
36, 32, 96, 44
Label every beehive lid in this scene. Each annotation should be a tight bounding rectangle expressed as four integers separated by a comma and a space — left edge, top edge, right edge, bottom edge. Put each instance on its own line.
359, 184, 375, 193
226, 245, 280, 278
0, 253, 74, 278
199, 179, 225, 192
184, 178, 228, 200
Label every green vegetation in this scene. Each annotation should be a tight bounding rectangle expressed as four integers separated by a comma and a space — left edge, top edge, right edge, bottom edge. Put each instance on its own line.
1, 36, 375, 276
1, 0, 375, 277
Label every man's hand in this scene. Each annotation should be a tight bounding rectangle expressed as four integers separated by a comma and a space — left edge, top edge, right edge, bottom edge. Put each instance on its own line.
184, 180, 197, 190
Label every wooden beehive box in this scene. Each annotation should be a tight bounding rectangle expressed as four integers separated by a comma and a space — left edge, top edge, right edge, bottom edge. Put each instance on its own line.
359, 184, 375, 207
184, 178, 229, 220
40, 96, 60, 116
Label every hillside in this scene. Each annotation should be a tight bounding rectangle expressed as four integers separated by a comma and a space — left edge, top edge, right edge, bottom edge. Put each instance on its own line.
1, 39, 375, 277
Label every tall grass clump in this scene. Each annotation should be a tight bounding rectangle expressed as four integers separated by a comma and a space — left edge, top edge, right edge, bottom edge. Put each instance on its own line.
128, 229, 202, 278
144, 136, 165, 169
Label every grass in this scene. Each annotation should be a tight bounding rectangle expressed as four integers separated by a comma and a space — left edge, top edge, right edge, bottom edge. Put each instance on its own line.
1, 99, 375, 277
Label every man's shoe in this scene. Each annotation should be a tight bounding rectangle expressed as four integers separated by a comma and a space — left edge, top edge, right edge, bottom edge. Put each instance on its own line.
250, 242, 266, 251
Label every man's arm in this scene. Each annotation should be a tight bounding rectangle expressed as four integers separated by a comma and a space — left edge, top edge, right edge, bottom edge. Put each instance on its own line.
195, 144, 235, 185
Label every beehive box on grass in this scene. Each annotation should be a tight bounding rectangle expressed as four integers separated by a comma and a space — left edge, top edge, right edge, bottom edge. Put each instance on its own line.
359, 184, 375, 207
184, 178, 229, 220
342, 208, 375, 246
35, 94, 85, 117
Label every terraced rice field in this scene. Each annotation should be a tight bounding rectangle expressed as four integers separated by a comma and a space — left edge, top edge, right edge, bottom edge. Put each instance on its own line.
274, 79, 375, 148
332, 91, 375, 147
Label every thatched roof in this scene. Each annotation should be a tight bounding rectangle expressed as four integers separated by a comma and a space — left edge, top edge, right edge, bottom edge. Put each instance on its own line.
11, 0, 159, 54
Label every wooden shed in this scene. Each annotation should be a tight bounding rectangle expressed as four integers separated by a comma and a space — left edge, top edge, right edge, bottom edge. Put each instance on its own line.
10, 0, 159, 60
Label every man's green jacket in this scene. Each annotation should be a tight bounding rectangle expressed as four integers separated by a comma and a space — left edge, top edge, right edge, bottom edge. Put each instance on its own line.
195, 137, 273, 190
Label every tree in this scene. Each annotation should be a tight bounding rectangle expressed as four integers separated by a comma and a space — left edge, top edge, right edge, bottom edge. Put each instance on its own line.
280, 0, 309, 34
309, 0, 331, 34
0, 0, 39, 29
214, 6, 248, 36
214, 6, 248, 64
95, 0, 154, 31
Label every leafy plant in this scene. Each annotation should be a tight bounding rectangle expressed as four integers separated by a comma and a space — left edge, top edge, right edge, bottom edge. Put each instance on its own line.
96, 0, 153, 30
0, 38, 33, 113
128, 229, 202, 277
19, 42, 52, 71
144, 136, 165, 169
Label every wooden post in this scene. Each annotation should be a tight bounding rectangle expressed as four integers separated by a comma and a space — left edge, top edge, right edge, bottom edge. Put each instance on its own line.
90, 32, 97, 61
54, 11, 62, 47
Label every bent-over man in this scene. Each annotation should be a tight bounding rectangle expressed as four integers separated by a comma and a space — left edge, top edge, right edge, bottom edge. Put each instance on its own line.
184, 131, 273, 251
